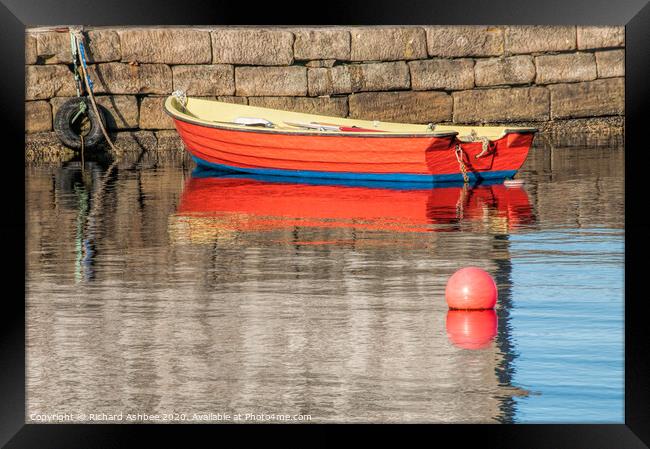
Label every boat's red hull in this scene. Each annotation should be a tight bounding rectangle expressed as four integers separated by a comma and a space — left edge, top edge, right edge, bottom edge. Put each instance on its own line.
172, 119, 534, 182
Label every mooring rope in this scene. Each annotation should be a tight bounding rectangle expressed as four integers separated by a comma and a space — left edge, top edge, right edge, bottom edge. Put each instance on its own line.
454, 144, 470, 184
70, 28, 121, 156
460, 129, 493, 159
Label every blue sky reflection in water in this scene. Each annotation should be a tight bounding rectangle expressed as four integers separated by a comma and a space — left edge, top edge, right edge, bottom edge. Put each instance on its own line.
25, 144, 623, 423
508, 229, 623, 422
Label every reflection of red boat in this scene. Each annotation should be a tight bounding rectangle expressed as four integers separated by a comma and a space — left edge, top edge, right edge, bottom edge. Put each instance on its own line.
172, 174, 535, 236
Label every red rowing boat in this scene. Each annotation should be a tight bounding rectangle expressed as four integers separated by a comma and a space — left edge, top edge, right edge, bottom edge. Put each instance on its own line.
164, 96, 537, 183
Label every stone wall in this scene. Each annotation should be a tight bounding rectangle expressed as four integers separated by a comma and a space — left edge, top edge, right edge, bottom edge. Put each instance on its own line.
25, 26, 625, 152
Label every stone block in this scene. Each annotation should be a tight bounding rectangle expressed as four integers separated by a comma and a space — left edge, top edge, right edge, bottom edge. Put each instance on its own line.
247, 96, 348, 117
34, 29, 121, 64
217, 96, 248, 104
308, 62, 410, 96
349, 62, 410, 91
595, 50, 624, 78
409, 59, 474, 90
26, 65, 77, 100
235, 66, 307, 96
308, 66, 352, 96
101, 130, 158, 154
139, 96, 175, 129
88, 63, 172, 94
25, 101, 52, 133
474, 55, 535, 86
350, 27, 427, 61
154, 130, 185, 152
505, 26, 576, 54
452, 87, 549, 123
425, 26, 504, 57
88, 95, 140, 130
537, 117, 624, 147
172, 65, 235, 96
212, 28, 294, 65
36, 31, 71, 64
348, 91, 452, 123
26, 33, 38, 64
548, 78, 624, 119
25, 132, 74, 163
535, 53, 597, 84
85, 30, 121, 63
577, 26, 624, 50
293, 28, 350, 61
119, 28, 211, 64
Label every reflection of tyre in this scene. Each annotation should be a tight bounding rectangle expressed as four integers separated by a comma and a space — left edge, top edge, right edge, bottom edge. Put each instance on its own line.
54, 97, 107, 149
56, 161, 102, 209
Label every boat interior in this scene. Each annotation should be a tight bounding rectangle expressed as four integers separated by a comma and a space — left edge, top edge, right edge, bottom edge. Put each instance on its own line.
165, 96, 537, 140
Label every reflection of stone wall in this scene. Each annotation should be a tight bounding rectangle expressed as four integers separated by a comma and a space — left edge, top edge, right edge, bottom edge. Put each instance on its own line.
26, 164, 507, 423
523, 146, 624, 228
26, 146, 623, 422
26, 26, 624, 145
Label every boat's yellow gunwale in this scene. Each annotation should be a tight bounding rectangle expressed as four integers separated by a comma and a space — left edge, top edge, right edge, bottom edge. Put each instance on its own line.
163, 96, 537, 140
165, 108, 460, 139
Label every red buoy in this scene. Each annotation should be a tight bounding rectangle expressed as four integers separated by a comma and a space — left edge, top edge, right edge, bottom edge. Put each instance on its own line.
446, 309, 498, 350
445, 267, 497, 310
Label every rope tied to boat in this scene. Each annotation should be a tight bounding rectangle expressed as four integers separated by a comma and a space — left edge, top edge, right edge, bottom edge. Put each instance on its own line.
454, 144, 470, 184
461, 129, 493, 159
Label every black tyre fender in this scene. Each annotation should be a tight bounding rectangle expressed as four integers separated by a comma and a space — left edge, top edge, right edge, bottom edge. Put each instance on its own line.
54, 97, 107, 150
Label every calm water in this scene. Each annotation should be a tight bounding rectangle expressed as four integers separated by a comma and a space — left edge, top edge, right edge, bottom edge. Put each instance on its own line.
25, 143, 624, 423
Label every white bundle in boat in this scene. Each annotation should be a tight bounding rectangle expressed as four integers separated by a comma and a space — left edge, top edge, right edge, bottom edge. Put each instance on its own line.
232, 117, 275, 127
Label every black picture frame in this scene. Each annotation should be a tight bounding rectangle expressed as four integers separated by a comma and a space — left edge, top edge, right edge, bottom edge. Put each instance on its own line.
3, 0, 649, 446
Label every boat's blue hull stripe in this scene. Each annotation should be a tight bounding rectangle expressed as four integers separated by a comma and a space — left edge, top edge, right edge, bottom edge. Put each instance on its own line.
191, 156, 517, 183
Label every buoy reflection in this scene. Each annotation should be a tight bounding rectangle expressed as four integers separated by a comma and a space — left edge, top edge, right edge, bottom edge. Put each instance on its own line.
446, 309, 498, 350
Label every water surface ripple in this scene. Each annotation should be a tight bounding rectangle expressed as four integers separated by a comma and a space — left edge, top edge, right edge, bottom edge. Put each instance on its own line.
26, 145, 624, 423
